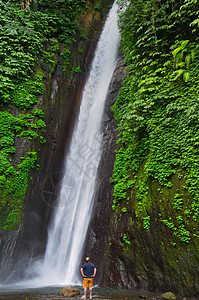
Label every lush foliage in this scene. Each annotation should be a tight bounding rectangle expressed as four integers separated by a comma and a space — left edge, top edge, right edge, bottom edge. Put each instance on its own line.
112, 0, 199, 244
0, 0, 87, 230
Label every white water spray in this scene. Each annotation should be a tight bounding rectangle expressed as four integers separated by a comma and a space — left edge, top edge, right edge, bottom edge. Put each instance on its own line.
20, 2, 120, 288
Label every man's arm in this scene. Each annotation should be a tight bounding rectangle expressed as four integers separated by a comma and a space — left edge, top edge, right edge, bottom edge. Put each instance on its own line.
92, 268, 97, 277
80, 268, 86, 277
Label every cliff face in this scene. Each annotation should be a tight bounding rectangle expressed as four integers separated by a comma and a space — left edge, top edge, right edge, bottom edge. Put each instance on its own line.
0, 0, 114, 281
100, 0, 199, 297
82, 54, 199, 297
101, 177, 199, 297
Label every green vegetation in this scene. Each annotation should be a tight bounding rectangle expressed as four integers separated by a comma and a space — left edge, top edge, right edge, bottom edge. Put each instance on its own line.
112, 0, 199, 245
0, 0, 91, 230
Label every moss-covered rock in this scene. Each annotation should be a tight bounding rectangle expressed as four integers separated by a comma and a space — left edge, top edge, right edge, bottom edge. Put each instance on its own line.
102, 0, 199, 296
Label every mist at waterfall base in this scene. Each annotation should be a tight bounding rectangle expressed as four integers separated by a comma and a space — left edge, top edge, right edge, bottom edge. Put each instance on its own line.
0, 1, 120, 291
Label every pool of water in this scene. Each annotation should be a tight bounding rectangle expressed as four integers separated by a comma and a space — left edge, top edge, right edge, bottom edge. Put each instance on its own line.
0, 286, 197, 300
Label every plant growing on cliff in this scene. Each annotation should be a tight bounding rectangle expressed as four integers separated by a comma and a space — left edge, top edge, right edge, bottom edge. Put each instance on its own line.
0, 0, 89, 231
112, 0, 199, 246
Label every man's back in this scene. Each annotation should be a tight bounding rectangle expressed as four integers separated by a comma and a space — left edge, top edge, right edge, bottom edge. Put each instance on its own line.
82, 262, 95, 278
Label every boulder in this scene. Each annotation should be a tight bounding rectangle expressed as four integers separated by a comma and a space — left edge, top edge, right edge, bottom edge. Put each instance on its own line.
58, 286, 80, 297
160, 292, 176, 300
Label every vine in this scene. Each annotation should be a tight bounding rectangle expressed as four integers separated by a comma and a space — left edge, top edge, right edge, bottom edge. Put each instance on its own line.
0, 0, 89, 230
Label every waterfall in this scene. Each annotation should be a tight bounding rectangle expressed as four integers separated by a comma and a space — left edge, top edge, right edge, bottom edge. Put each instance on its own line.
10, 1, 120, 288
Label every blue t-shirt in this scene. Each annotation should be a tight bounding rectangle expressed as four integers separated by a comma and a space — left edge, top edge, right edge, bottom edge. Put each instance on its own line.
82, 262, 95, 278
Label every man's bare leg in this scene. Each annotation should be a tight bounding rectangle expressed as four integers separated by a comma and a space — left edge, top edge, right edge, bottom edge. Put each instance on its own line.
89, 288, 92, 299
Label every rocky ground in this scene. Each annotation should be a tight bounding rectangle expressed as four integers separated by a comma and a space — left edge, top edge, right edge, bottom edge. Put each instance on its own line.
0, 286, 197, 300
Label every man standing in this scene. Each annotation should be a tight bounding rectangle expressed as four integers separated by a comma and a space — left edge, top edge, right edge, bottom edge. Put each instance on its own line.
80, 257, 97, 299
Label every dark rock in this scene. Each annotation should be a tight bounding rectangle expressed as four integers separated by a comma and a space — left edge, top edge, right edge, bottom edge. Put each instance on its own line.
58, 286, 80, 297
139, 295, 148, 299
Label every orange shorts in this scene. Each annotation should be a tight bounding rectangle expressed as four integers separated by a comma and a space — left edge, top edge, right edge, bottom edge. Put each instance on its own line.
83, 278, 93, 289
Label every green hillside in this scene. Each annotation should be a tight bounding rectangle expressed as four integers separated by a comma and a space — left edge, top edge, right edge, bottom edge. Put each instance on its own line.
0, 0, 98, 231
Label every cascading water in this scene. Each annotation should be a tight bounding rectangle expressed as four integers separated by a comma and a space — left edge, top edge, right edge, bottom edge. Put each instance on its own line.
4, 1, 120, 288
41, 2, 120, 285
